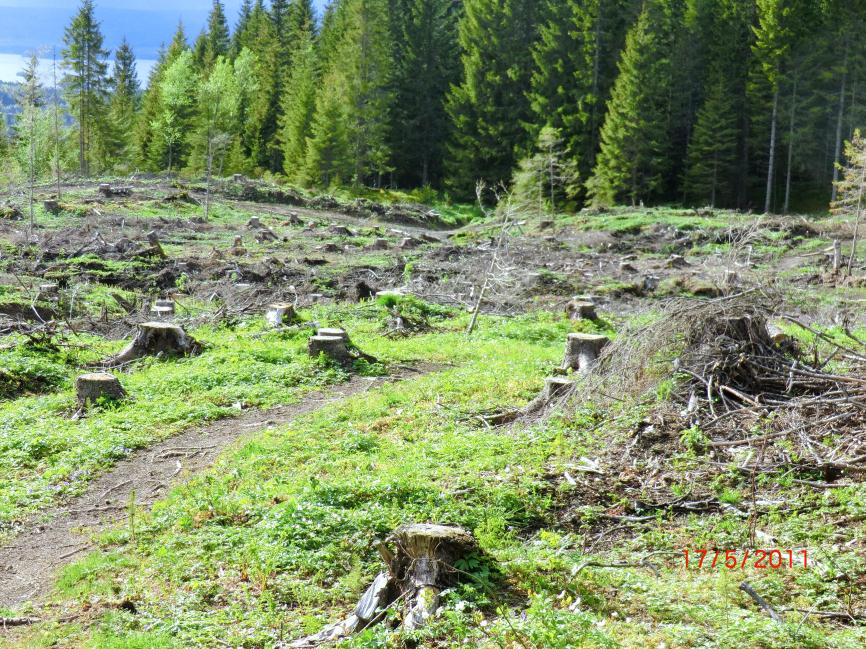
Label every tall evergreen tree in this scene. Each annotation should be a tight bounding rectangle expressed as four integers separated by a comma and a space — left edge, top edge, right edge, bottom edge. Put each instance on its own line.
445, 0, 543, 197
587, 0, 681, 206
231, 0, 254, 57
205, 1, 231, 66
280, 29, 318, 181
683, 78, 739, 206
235, 0, 281, 171
107, 37, 139, 167
305, 0, 395, 186
61, 0, 110, 176
529, 0, 636, 194
389, 0, 460, 187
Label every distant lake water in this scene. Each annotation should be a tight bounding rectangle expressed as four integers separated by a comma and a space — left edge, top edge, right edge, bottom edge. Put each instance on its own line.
0, 52, 156, 84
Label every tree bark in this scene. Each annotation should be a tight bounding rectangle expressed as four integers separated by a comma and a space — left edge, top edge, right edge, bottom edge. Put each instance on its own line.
784, 78, 798, 214
764, 88, 779, 214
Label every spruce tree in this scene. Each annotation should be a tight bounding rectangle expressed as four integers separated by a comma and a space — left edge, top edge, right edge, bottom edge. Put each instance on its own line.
61, 0, 110, 176
389, 0, 460, 187
587, 1, 679, 206
231, 0, 254, 57
205, 1, 231, 66
235, 0, 281, 171
306, 0, 394, 186
107, 38, 139, 168
280, 29, 318, 182
303, 73, 352, 186
683, 78, 738, 206
445, 0, 543, 197
529, 0, 636, 195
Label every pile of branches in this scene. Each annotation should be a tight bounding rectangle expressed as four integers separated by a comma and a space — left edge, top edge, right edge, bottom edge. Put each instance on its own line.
573, 290, 866, 492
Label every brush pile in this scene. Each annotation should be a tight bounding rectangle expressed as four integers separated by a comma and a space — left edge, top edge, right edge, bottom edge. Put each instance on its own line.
569, 291, 866, 510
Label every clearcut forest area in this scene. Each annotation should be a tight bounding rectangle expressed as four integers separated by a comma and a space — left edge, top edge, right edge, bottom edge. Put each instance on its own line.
0, 0, 865, 648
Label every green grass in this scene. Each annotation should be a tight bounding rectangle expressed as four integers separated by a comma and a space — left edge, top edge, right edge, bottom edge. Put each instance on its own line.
7, 306, 863, 649
0, 317, 351, 535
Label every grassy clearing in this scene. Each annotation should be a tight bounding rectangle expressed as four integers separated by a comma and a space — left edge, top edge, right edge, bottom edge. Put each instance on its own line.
0, 317, 351, 535
7, 305, 863, 649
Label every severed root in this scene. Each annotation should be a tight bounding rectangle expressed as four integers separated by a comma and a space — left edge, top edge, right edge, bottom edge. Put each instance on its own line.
104, 322, 201, 367
289, 524, 480, 647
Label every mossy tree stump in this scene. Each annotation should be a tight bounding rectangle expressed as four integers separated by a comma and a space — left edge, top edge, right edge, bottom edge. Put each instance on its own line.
106, 322, 201, 366
76, 372, 126, 407
562, 333, 610, 375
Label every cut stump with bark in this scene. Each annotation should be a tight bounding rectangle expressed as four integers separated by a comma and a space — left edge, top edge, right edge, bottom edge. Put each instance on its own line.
308, 335, 352, 366
290, 524, 480, 647
76, 372, 126, 407
266, 303, 298, 327
562, 333, 610, 375
308, 328, 375, 368
105, 322, 201, 367
565, 298, 598, 321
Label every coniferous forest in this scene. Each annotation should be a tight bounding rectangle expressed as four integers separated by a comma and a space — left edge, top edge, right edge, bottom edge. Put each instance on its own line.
2, 0, 865, 212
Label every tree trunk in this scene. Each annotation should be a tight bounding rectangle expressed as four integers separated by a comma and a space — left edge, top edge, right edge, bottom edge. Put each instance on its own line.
831, 54, 849, 204
784, 78, 798, 214
764, 88, 779, 214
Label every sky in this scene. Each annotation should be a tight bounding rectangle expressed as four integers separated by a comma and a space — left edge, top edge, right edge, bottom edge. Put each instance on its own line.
0, 0, 328, 83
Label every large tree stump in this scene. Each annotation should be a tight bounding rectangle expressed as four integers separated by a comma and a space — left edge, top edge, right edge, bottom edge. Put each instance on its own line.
290, 524, 479, 647
562, 333, 610, 375
386, 524, 478, 630
308, 328, 375, 368
308, 335, 352, 366
105, 322, 201, 366
43, 200, 61, 215
265, 303, 297, 327
76, 372, 126, 407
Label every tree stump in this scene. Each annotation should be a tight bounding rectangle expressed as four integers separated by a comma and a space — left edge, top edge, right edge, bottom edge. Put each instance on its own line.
666, 254, 688, 268
562, 333, 610, 375
150, 299, 175, 319
232, 173, 245, 183
146, 231, 167, 259
329, 224, 352, 236
229, 235, 247, 256
98, 183, 113, 196
76, 372, 126, 407
565, 298, 597, 321
43, 200, 61, 215
317, 327, 348, 340
399, 237, 420, 249
105, 322, 201, 366
367, 238, 390, 251
265, 303, 297, 327
290, 524, 479, 647
38, 283, 59, 297
308, 335, 352, 365
247, 216, 263, 229
386, 524, 478, 630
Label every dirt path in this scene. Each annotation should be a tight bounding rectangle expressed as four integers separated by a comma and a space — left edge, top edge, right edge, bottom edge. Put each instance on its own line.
0, 368, 429, 612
